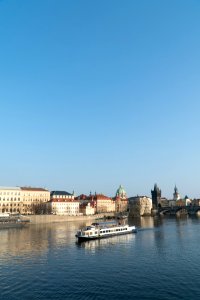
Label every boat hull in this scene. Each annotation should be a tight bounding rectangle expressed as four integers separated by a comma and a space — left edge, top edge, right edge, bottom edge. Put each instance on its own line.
76, 228, 137, 242
0, 217, 30, 229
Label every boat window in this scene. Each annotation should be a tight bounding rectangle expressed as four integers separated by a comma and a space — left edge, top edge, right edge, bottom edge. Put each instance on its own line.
95, 231, 98, 234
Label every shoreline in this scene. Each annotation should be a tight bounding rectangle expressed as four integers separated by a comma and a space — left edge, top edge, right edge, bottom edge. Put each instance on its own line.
26, 213, 115, 224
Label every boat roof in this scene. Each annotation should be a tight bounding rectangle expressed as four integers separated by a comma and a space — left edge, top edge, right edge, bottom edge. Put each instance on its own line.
92, 221, 118, 226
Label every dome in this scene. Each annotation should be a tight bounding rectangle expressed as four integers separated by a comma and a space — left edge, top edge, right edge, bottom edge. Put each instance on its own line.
116, 185, 127, 198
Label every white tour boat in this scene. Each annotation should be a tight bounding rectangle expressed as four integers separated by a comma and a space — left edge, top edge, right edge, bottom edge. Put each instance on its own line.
75, 221, 137, 242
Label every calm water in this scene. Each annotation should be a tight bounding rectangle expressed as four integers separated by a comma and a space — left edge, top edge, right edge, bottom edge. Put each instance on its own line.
0, 216, 200, 300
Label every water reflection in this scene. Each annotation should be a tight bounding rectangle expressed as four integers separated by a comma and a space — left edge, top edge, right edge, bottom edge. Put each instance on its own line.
0, 226, 49, 261
0, 217, 200, 300
0, 222, 85, 263
128, 216, 163, 229
0, 216, 199, 263
76, 233, 136, 253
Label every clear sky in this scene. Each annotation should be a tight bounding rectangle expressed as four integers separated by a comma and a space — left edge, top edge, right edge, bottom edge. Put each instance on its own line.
0, 0, 200, 198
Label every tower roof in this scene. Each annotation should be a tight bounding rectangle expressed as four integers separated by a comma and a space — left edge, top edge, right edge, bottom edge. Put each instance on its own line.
174, 185, 178, 193
116, 185, 127, 197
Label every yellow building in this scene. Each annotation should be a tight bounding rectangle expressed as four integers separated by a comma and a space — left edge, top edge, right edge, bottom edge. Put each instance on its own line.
0, 187, 22, 214
21, 187, 50, 214
94, 194, 115, 213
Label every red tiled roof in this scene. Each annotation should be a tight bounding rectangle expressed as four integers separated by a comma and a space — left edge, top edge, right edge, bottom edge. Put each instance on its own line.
75, 194, 88, 200
94, 194, 112, 200
80, 202, 95, 208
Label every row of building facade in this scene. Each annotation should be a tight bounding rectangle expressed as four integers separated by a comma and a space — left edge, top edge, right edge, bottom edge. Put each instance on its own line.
0, 184, 198, 216
0, 185, 128, 216
151, 184, 200, 208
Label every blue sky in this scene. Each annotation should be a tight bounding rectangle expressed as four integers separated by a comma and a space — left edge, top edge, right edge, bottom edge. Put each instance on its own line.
0, 0, 200, 198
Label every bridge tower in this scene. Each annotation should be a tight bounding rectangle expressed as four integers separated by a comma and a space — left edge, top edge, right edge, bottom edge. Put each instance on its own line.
151, 183, 161, 209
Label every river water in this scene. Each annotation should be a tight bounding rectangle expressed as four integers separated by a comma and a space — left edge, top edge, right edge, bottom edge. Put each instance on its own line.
0, 216, 200, 300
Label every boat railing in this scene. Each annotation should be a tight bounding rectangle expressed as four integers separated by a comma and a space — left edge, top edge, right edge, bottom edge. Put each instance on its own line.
93, 223, 127, 230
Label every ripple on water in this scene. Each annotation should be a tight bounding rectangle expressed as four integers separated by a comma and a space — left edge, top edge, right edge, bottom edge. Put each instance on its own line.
0, 219, 200, 299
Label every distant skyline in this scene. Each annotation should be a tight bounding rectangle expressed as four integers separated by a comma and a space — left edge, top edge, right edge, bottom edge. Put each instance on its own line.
1, 0, 200, 198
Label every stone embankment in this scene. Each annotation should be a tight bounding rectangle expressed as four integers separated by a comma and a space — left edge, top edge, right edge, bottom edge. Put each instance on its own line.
26, 213, 115, 224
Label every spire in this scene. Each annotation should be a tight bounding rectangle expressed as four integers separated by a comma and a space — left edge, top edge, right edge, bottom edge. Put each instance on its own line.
174, 185, 178, 194
173, 185, 180, 201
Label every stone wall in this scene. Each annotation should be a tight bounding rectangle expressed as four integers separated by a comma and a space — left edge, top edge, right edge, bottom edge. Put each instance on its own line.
129, 197, 152, 217
26, 213, 115, 224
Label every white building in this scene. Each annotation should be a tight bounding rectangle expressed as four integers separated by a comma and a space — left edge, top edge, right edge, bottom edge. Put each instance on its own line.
80, 202, 95, 215
49, 200, 80, 215
48, 191, 79, 215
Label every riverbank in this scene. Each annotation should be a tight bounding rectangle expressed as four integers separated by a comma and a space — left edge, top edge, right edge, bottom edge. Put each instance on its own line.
27, 213, 115, 224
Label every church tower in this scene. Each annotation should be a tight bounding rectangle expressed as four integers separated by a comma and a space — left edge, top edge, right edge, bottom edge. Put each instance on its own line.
173, 185, 180, 201
151, 184, 161, 208
115, 185, 128, 213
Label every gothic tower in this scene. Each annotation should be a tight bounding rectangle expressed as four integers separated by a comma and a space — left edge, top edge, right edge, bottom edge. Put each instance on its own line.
173, 185, 180, 201
151, 183, 161, 208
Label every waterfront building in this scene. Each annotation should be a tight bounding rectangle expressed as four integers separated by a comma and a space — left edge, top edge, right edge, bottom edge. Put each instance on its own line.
184, 196, 191, 206
75, 194, 90, 204
75, 194, 96, 213
79, 202, 95, 215
21, 187, 50, 214
0, 186, 50, 215
93, 194, 115, 213
176, 195, 191, 207
151, 184, 161, 208
48, 191, 79, 215
158, 197, 170, 207
168, 199, 176, 207
114, 185, 128, 213
50, 190, 75, 201
128, 196, 152, 216
192, 198, 200, 206
0, 186, 22, 214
